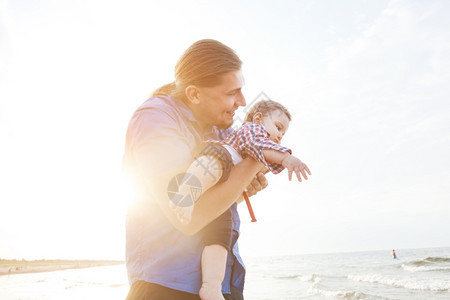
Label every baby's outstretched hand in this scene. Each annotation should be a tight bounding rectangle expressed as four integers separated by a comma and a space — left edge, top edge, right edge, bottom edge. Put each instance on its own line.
281, 155, 311, 182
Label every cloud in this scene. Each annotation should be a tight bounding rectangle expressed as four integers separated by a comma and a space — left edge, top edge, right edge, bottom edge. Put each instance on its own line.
240, 0, 450, 254
296, 0, 450, 169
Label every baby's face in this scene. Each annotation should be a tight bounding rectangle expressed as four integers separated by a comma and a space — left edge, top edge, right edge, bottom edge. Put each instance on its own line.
260, 110, 290, 144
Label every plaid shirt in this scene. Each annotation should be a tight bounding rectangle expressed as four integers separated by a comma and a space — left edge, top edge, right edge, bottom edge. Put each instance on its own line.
221, 122, 292, 174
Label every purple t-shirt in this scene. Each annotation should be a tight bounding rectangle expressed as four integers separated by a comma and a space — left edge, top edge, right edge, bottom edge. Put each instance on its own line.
123, 95, 245, 294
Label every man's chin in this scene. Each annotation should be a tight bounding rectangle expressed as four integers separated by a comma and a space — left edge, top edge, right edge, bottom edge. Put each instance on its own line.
216, 120, 233, 130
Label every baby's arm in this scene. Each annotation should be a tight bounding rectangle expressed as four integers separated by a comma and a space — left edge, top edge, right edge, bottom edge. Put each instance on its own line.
262, 149, 311, 182
227, 122, 310, 182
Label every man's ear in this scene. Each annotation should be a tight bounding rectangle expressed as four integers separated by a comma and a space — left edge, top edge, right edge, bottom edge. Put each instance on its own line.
185, 85, 200, 104
252, 112, 263, 123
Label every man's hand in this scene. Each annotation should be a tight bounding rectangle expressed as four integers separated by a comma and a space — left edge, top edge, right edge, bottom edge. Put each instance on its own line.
245, 171, 268, 197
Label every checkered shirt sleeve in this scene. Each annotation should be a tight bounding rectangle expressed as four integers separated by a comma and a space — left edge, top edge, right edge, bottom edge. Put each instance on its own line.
223, 122, 292, 174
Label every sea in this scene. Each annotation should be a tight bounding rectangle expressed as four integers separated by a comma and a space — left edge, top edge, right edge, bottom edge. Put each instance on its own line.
1, 247, 449, 300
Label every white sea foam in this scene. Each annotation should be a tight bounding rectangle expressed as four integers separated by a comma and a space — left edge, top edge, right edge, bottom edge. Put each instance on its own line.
307, 285, 385, 299
2, 248, 450, 300
401, 264, 450, 272
400, 256, 450, 273
348, 273, 450, 291
300, 273, 321, 283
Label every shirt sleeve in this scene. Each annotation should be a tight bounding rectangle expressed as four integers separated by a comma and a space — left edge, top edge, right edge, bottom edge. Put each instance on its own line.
123, 106, 192, 185
231, 122, 292, 174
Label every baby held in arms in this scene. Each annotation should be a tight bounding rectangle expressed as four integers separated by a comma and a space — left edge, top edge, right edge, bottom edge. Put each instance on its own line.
169, 100, 311, 300
170, 99, 310, 223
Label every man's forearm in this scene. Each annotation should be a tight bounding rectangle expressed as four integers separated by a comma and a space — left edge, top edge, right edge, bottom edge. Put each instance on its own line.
187, 157, 263, 234
145, 157, 263, 235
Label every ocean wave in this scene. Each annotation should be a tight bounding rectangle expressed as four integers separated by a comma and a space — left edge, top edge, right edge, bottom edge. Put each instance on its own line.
408, 256, 450, 266
348, 273, 450, 291
300, 273, 321, 283
308, 286, 386, 299
267, 272, 323, 284
400, 256, 450, 272
401, 264, 450, 273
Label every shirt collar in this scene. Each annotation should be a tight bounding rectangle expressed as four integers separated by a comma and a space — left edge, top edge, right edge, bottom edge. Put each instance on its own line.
167, 95, 196, 122
167, 95, 218, 139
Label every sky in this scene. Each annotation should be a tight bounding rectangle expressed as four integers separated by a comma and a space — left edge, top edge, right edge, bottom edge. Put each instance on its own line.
0, 0, 449, 260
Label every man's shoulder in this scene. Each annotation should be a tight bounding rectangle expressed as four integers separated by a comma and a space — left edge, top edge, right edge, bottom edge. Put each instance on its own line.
125, 96, 185, 135
136, 95, 176, 114
133, 95, 192, 124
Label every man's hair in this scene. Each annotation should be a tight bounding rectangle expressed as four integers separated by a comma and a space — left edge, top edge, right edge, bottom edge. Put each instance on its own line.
152, 39, 242, 101
245, 100, 292, 122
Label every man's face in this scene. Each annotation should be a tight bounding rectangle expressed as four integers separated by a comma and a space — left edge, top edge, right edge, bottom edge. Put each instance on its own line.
194, 70, 246, 129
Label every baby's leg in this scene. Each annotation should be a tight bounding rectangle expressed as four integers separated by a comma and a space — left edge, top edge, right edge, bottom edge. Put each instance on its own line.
169, 155, 223, 224
199, 244, 227, 300
199, 208, 232, 300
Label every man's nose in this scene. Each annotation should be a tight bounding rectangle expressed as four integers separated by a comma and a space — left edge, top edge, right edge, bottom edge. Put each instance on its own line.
236, 91, 246, 107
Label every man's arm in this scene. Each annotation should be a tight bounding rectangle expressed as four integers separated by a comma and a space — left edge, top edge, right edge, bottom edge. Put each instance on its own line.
127, 107, 266, 235
146, 157, 264, 235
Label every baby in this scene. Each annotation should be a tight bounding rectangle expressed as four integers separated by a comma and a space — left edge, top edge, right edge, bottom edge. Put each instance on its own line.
169, 100, 311, 300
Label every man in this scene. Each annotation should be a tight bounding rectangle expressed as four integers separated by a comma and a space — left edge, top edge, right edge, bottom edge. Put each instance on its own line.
123, 39, 268, 300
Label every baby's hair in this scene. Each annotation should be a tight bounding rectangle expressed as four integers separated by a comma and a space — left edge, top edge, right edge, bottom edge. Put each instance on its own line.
244, 100, 292, 122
